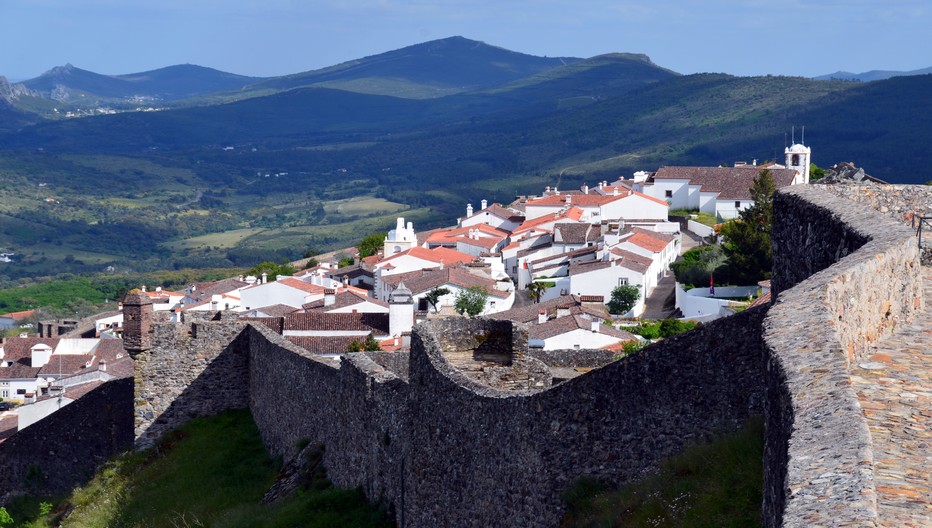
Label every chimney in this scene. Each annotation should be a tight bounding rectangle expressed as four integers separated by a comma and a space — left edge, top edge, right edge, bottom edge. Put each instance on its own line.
99, 360, 107, 372
538, 310, 547, 324
324, 289, 336, 306
556, 306, 570, 318
342, 275, 349, 286
466, 203, 473, 217
591, 320, 600, 333
394, 336, 400, 347
155, 286, 162, 292
481, 199, 488, 210
261, 272, 268, 284
753, 159, 758, 166
439, 259, 444, 270
582, 184, 588, 194
565, 194, 571, 204
141, 285, 147, 292
545, 186, 551, 193
613, 188, 618, 196
31, 344, 52, 368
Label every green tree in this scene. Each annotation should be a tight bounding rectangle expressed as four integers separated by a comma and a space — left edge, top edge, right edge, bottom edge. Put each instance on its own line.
719, 169, 776, 283
0, 507, 12, 526
809, 163, 826, 181
527, 281, 548, 304
424, 287, 450, 313
248, 261, 296, 281
607, 284, 641, 315
454, 286, 489, 317
357, 232, 387, 259
348, 333, 381, 352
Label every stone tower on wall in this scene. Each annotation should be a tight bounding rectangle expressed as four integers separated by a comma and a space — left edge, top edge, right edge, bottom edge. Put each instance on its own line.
122, 291, 153, 357
785, 143, 812, 185
389, 281, 415, 337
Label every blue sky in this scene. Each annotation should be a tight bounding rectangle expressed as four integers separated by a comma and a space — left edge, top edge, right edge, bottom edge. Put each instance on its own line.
1, 0, 930, 80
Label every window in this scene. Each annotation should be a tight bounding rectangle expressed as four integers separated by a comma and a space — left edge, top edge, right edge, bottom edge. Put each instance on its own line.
618, 278, 628, 286
735, 201, 741, 209
16, 389, 26, 395
665, 190, 673, 198
1, 390, 8, 398
791, 154, 800, 166
512, 266, 517, 273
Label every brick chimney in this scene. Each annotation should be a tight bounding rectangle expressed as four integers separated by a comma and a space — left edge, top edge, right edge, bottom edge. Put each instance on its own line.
122, 290, 153, 358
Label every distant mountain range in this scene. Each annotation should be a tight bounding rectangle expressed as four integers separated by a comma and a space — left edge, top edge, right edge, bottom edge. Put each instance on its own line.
814, 67, 932, 82
0, 36, 929, 281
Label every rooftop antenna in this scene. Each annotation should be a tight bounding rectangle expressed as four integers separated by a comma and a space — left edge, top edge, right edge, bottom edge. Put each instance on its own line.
791, 126, 796, 145
801, 125, 805, 146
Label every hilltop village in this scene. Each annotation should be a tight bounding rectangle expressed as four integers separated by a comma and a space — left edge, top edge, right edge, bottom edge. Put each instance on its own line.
0, 144, 813, 434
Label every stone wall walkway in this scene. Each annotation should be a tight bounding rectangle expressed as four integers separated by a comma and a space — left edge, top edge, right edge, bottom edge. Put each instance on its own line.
850, 267, 932, 528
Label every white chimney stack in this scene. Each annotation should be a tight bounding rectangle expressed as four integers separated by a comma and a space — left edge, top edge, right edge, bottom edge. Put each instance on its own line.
261, 272, 268, 284
481, 199, 488, 210
591, 320, 600, 333
582, 185, 588, 194
565, 194, 571, 204
466, 203, 473, 217
556, 307, 570, 318
324, 289, 336, 306
538, 310, 547, 324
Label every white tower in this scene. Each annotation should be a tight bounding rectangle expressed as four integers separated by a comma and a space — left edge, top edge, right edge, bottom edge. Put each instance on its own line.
785, 143, 812, 185
389, 282, 415, 337
383, 217, 418, 256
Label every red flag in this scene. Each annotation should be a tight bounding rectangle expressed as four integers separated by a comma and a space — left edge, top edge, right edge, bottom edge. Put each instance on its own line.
710, 274, 715, 296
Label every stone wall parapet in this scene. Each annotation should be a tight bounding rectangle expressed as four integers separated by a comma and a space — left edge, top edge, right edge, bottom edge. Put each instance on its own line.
764, 185, 923, 527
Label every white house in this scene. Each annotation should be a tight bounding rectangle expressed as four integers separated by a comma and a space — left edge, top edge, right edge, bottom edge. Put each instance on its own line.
567, 251, 654, 316
458, 200, 525, 233
523, 186, 668, 223
636, 162, 802, 220
378, 265, 515, 315
528, 315, 637, 350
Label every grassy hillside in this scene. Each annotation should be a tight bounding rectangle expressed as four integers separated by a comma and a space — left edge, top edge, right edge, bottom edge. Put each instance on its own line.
2, 410, 394, 528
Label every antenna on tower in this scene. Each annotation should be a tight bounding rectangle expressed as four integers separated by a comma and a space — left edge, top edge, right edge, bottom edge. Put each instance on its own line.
791, 126, 796, 145
801, 126, 805, 146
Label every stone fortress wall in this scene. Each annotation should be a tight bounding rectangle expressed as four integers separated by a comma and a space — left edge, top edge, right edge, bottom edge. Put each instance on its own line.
1, 185, 924, 526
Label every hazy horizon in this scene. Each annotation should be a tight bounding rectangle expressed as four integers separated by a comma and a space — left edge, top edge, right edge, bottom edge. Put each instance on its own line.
2, 0, 930, 81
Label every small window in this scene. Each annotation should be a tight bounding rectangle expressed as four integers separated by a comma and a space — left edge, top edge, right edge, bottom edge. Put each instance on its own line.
512, 266, 517, 273
791, 154, 800, 166
735, 201, 741, 209
16, 389, 26, 395
1, 390, 8, 398
618, 278, 628, 286
665, 190, 673, 198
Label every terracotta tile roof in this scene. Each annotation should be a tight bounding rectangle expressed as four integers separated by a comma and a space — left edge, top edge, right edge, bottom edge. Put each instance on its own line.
428, 224, 509, 243
553, 223, 595, 245
244, 317, 284, 334
381, 266, 510, 298
514, 206, 585, 229
276, 278, 328, 294
568, 259, 614, 276
286, 335, 362, 354
608, 248, 653, 273
748, 291, 772, 309
653, 166, 797, 200
623, 232, 670, 253
0, 414, 18, 442
0, 310, 35, 321
0, 337, 59, 379
481, 203, 525, 222
489, 295, 606, 324
378, 246, 475, 267
529, 315, 637, 341
251, 304, 300, 317
302, 291, 388, 312
284, 312, 390, 334
188, 278, 248, 301
526, 193, 624, 208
